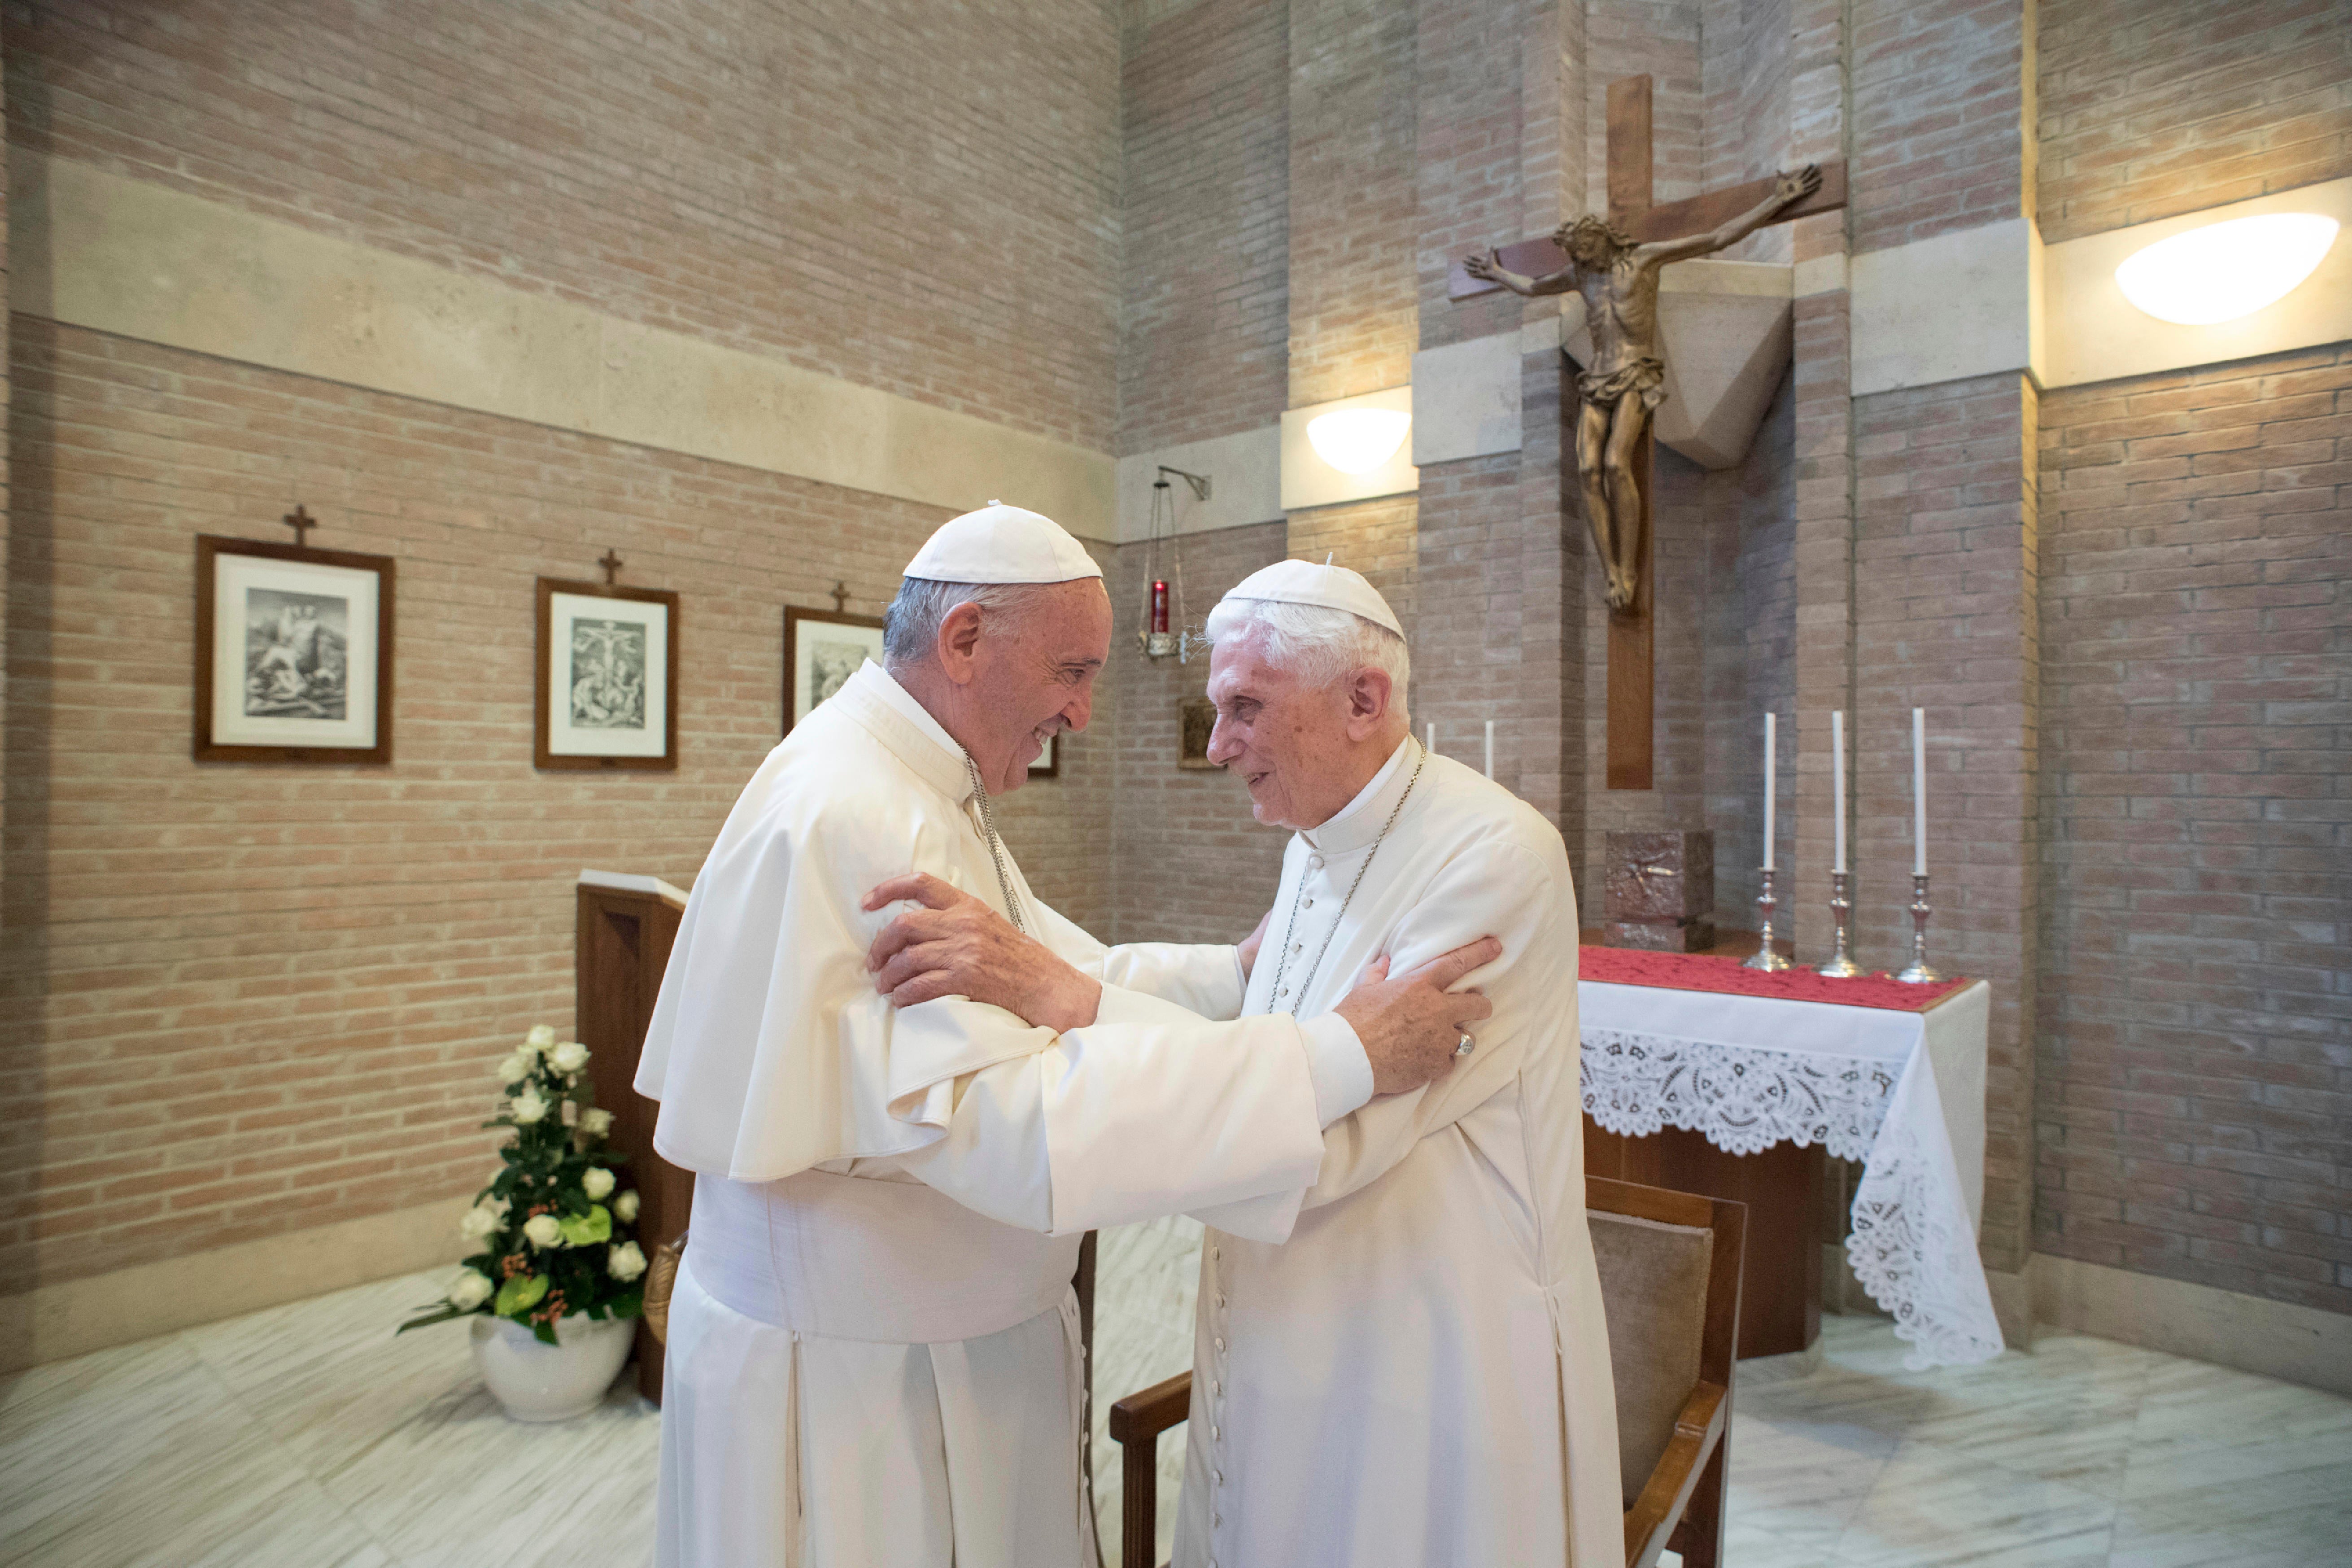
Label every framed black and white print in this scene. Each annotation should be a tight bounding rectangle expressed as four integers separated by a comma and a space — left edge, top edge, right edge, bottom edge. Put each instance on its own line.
536, 578, 679, 770
195, 535, 395, 764
784, 606, 886, 734
1030, 734, 1060, 778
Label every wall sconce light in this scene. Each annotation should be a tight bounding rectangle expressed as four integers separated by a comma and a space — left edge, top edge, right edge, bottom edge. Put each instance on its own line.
2115, 213, 2339, 326
1306, 408, 1412, 474
1281, 386, 1418, 510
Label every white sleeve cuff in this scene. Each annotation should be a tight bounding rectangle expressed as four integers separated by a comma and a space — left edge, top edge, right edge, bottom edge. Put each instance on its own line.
1298, 1012, 1375, 1128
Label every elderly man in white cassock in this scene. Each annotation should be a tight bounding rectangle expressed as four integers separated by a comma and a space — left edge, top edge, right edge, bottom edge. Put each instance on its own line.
879, 560, 1621, 1568
634, 505, 1498, 1568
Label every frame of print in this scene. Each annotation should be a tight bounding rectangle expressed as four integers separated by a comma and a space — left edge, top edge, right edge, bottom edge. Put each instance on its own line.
1178, 696, 1219, 770
195, 535, 396, 764
784, 606, 886, 734
1030, 733, 1060, 778
537, 578, 680, 770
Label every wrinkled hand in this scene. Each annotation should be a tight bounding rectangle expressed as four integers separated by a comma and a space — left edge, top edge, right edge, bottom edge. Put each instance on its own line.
1334, 937, 1502, 1097
862, 873, 1102, 1033
1775, 163, 1823, 206
1236, 905, 1274, 982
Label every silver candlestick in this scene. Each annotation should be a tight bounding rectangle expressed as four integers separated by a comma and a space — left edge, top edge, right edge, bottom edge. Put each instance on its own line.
1742, 866, 1792, 970
1816, 869, 1863, 978
1894, 872, 1941, 983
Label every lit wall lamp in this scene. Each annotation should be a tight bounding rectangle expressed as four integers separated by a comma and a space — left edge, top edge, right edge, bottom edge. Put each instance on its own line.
2115, 212, 2339, 326
1307, 408, 1412, 473
1280, 385, 1418, 510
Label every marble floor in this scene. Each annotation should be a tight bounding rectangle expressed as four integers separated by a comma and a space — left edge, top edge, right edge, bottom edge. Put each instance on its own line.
2, 1266, 2347, 1568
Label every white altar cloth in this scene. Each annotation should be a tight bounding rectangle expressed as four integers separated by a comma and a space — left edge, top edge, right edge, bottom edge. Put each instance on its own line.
1579, 978, 2004, 1368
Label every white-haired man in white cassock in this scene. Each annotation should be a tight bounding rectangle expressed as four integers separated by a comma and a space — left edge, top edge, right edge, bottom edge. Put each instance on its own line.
874, 560, 1621, 1568
634, 505, 1499, 1568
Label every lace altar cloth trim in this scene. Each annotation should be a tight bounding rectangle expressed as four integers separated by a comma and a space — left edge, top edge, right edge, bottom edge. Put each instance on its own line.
1582, 1029, 2005, 1369
1581, 946, 1970, 1010
1581, 1030, 1897, 1159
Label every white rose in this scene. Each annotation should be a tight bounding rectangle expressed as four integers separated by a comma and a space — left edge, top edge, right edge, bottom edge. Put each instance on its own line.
551, 1040, 590, 1074
522, 1213, 564, 1249
481, 1194, 510, 1219
526, 1024, 557, 1049
510, 1089, 550, 1125
613, 1190, 640, 1224
495, 1053, 532, 1085
607, 1241, 649, 1282
459, 1204, 502, 1241
446, 1268, 495, 1310
582, 1167, 615, 1201
580, 1108, 615, 1138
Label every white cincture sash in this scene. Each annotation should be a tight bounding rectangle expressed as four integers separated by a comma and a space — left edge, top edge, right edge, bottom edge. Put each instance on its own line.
687, 1170, 1079, 1344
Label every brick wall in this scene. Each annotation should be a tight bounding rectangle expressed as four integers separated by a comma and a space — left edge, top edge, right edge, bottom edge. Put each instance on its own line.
1120, 0, 1290, 454
2035, 343, 2352, 1316
1701, 370, 1798, 917
0, 322, 969, 1288
1849, 0, 2032, 253
1286, 0, 1418, 407
1701, 0, 1793, 263
5, 0, 1123, 450
2038, 0, 2352, 243
1105, 522, 1289, 945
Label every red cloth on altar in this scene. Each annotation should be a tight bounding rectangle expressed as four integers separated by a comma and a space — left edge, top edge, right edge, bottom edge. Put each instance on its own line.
1580, 946, 1969, 1012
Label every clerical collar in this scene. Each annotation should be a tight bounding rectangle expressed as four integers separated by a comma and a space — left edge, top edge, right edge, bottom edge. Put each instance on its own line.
834, 662, 976, 805
1300, 736, 1416, 856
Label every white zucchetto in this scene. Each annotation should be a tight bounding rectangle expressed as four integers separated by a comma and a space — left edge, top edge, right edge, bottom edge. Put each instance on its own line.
902, 501, 1104, 585
1218, 558, 1404, 637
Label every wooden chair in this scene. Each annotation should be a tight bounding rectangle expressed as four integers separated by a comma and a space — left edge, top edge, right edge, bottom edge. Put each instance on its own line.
1105, 1178, 1744, 1568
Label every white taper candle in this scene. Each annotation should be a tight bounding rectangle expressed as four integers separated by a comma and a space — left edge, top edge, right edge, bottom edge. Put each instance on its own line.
1831, 709, 1847, 873
1763, 712, 1776, 869
1913, 707, 1928, 875
1483, 720, 1495, 780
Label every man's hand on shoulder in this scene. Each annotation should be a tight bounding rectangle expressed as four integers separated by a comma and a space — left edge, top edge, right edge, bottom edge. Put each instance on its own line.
862, 873, 1103, 1034
1334, 937, 1501, 1096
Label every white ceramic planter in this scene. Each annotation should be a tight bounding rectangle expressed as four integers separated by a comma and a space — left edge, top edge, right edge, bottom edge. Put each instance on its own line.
470, 1312, 634, 1422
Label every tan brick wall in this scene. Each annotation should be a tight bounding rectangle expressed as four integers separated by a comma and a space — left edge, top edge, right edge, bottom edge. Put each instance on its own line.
1120, 0, 1291, 453
1287, 0, 1418, 407
4, 0, 1123, 450
1851, 372, 2043, 1275
1105, 523, 1290, 945
2038, 0, 2352, 243
2035, 343, 2352, 1316
0, 321, 990, 1288
1700, 371, 1798, 917
1850, 0, 2033, 254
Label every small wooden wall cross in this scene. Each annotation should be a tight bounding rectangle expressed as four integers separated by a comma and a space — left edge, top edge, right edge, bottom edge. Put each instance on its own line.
282, 505, 318, 550
599, 549, 624, 585
830, 581, 850, 614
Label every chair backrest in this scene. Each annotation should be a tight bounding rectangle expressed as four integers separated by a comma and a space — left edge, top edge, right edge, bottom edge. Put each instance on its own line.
1584, 1176, 1743, 1510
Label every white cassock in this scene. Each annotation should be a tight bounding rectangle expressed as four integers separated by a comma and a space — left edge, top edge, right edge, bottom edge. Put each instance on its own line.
634, 661, 1372, 1568
1174, 739, 1621, 1568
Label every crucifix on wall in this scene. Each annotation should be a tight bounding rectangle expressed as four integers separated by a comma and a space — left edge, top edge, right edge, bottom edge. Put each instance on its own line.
1453, 76, 1846, 789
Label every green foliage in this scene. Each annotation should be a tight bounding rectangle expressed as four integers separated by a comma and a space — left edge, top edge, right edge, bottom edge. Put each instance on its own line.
398, 1030, 651, 1347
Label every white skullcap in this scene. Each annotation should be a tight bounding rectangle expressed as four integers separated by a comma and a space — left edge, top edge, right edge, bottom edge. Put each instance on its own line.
902, 501, 1104, 585
1218, 559, 1403, 637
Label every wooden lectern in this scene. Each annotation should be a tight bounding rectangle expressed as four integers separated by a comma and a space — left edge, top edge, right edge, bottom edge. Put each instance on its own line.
577, 869, 692, 1402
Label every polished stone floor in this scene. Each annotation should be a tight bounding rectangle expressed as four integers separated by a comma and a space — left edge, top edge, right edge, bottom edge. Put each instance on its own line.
1, 1263, 2346, 1568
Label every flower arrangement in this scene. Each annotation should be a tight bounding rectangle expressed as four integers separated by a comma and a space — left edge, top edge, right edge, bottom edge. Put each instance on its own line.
400, 1025, 649, 1345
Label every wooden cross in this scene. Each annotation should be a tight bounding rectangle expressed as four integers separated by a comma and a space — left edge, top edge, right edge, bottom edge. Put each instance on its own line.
1449, 76, 1846, 791
281, 504, 318, 550
599, 548, 624, 585
830, 581, 850, 614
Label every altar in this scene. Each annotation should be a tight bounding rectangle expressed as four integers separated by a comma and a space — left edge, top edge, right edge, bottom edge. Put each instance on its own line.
1576, 948, 2004, 1371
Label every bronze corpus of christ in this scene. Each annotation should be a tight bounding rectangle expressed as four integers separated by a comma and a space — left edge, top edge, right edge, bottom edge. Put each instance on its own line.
1463, 163, 1821, 611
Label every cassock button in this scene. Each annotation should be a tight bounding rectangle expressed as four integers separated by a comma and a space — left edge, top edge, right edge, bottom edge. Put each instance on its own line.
1212, 1424, 1221, 1440
1215, 1470, 1225, 1486
1215, 1336, 1226, 1351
